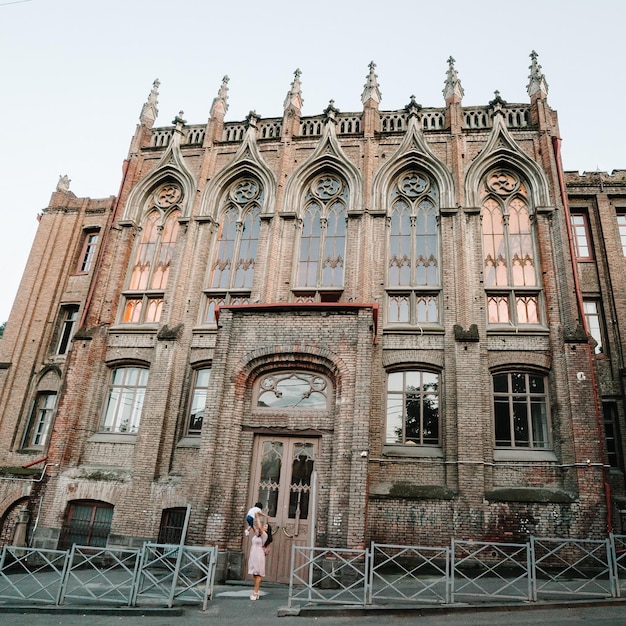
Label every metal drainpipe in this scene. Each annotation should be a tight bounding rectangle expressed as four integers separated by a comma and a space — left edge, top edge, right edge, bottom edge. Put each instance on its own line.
552, 135, 613, 533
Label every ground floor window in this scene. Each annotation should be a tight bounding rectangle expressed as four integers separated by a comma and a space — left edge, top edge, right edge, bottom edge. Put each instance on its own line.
493, 371, 550, 448
157, 507, 187, 544
58, 500, 113, 549
386, 370, 440, 445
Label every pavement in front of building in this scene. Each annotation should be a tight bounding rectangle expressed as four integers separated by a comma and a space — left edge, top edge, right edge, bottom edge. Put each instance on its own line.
2, 580, 626, 625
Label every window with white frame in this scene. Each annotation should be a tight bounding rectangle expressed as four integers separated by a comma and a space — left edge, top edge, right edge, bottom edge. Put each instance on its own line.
122, 182, 182, 324
23, 391, 57, 449
77, 231, 99, 273
386, 370, 440, 445
493, 371, 550, 448
386, 170, 440, 325
56, 304, 79, 355
101, 366, 148, 433
186, 367, 211, 434
570, 211, 593, 260
583, 299, 605, 354
204, 178, 262, 323
294, 173, 347, 301
481, 169, 542, 326
617, 213, 626, 257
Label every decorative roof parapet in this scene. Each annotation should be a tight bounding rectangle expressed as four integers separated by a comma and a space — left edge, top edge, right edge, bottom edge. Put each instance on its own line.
526, 50, 549, 99
139, 78, 160, 126
210, 75, 230, 118
442, 56, 464, 102
361, 61, 382, 105
283, 68, 303, 114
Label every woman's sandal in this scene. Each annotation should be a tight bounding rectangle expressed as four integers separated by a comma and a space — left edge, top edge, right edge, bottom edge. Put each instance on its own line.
250, 591, 259, 600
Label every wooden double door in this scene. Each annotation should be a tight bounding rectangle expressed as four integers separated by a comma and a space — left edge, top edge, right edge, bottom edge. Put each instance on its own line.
244, 435, 318, 583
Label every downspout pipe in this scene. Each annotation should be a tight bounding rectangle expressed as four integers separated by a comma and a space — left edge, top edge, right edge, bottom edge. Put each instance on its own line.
552, 136, 613, 533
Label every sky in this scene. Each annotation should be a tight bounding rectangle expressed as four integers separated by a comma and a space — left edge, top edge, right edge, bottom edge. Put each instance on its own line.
1, 0, 625, 323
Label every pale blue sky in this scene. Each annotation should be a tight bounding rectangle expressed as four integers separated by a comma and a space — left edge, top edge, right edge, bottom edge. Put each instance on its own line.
1, 0, 625, 322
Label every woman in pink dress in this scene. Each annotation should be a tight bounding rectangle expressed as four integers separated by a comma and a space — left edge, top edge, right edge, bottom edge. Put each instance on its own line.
248, 523, 267, 600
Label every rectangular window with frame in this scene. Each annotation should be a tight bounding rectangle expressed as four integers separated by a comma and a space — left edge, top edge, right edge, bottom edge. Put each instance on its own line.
493, 371, 550, 449
56, 304, 79, 355
23, 391, 57, 449
158, 507, 187, 543
101, 366, 149, 433
570, 211, 593, 260
583, 299, 605, 355
77, 231, 100, 273
187, 367, 211, 435
617, 212, 626, 257
603, 403, 622, 470
386, 370, 439, 445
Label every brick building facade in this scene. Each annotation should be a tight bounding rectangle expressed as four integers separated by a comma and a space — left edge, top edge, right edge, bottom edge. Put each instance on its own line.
0, 53, 623, 581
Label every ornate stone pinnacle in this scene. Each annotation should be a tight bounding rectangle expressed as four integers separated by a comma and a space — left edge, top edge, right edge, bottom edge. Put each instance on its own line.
361, 60, 382, 105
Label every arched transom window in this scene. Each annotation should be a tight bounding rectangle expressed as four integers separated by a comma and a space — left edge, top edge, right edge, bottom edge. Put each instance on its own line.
295, 173, 347, 301
386, 170, 440, 325
481, 169, 542, 326
256, 371, 330, 410
204, 177, 263, 323
122, 182, 182, 324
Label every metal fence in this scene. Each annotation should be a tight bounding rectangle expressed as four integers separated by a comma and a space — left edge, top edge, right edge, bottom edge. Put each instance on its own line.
0, 542, 218, 609
288, 534, 626, 608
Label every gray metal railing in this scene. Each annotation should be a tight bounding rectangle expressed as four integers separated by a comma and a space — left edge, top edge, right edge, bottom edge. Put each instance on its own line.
0, 542, 217, 609
370, 543, 450, 604
530, 536, 615, 600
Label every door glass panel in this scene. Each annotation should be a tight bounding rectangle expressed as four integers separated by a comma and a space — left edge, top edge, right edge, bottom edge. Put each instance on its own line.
258, 441, 283, 517
288, 442, 314, 519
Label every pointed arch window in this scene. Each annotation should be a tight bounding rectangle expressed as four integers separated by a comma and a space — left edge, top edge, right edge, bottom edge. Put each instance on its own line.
481, 169, 542, 326
386, 170, 440, 325
122, 182, 182, 325
204, 177, 263, 323
295, 173, 347, 299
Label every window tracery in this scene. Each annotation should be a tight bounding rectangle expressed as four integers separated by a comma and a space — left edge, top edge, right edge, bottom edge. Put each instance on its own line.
204, 177, 263, 323
481, 169, 542, 326
122, 182, 182, 325
296, 173, 347, 297
256, 371, 330, 410
386, 170, 440, 325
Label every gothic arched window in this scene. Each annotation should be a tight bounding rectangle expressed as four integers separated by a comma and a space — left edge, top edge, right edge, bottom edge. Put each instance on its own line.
386, 170, 440, 325
122, 182, 182, 324
481, 169, 542, 326
295, 173, 347, 301
204, 177, 263, 323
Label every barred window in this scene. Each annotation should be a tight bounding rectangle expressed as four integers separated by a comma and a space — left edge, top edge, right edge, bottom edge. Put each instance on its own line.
59, 500, 113, 550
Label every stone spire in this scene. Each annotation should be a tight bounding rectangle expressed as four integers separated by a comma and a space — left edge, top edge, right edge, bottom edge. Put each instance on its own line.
283, 68, 303, 114
442, 56, 464, 102
210, 75, 230, 118
526, 50, 549, 99
139, 78, 160, 126
361, 61, 382, 106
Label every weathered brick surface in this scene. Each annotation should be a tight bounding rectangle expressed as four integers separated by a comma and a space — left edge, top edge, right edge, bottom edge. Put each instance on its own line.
0, 72, 621, 567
